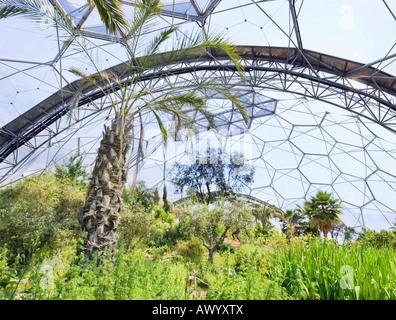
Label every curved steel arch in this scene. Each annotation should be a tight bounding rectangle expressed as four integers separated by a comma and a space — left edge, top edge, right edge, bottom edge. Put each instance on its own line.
1, 45, 396, 183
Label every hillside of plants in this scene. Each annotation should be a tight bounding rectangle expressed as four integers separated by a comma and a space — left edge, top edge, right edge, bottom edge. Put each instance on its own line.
0, 154, 395, 301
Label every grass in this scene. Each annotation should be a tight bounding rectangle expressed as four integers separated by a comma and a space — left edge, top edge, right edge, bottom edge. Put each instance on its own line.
268, 239, 396, 300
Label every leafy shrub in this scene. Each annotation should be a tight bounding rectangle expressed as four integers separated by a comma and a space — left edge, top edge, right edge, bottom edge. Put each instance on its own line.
0, 172, 85, 262
177, 198, 254, 262
0, 247, 18, 299
54, 154, 87, 187
123, 181, 155, 212
27, 248, 189, 300
204, 248, 288, 300
145, 230, 174, 248
153, 206, 175, 225
175, 237, 205, 262
218, 242, 233, 254
143, 206, 177, 249
233, 244, 270, 275
119, 202, 155, 250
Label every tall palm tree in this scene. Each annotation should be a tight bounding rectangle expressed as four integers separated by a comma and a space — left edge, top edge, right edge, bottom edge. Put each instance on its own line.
301, 191, 343, 239
1, 0, 248, 261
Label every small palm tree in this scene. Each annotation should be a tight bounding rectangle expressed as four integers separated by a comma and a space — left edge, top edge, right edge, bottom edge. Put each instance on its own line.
252, 201, 284, 227
1, 0, 248, 261
301, 191, 343, 239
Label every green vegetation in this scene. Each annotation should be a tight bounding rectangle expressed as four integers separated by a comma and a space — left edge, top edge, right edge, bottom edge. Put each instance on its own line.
269, 239, 396, 300
0, 161, 395, 300
178, 198, 254, 262
0, 170, 85, 263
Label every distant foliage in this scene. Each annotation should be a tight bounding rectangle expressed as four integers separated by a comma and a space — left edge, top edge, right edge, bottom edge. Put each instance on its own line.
357, 227, 396, 249
162, 184, 171, 213
296, 191, 342, 238
121, 182, 176, 250
119, 202, 155, 250
123, 181, 155, 212
54, 154, 87, 186
178, 198, 254, 261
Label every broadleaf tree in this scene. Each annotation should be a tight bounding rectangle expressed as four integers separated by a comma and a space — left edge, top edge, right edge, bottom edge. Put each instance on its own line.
178, 198, 254, 262
170, 147, 255, 204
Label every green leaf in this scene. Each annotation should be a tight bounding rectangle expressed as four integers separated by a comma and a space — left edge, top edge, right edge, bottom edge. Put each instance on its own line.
89, 0, 128, 35
150, 108, 168, 143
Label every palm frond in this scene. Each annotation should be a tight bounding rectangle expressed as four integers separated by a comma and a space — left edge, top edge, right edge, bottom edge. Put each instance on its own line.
155, 29, 245, 81
0, 3, 25, 18
147, 25, 178, 55
124, 0, 161, 57
151, 91, 215, 130
161, 75, 248, 126
68, 67, 124, 123
67, 85, 84, 126
88, 0, 127, 35
127, 26, 248, 125
149, 107, 168, 143
0, 0, 48, 19
138, 25, 179, 71
196, 32, 245, 80
0, 0, 74, 32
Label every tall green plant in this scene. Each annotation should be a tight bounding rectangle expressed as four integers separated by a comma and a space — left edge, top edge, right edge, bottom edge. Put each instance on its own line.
163, 184, 171, 213
54, 154, 87, 186
269, 239, 396, 300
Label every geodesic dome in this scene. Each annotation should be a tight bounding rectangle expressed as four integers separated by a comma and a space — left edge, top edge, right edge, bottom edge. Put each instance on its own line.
1, 0, 396, 232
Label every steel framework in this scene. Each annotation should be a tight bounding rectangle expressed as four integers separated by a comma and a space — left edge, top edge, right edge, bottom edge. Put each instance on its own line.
1, 46, 396, 178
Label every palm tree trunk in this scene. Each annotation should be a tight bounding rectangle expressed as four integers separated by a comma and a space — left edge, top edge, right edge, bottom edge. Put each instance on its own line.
77, 117, 131, 262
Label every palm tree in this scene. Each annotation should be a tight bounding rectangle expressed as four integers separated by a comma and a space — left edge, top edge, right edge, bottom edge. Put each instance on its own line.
301, 191, 343, 239
1, 0, 248, 261
252, 201, 284, 227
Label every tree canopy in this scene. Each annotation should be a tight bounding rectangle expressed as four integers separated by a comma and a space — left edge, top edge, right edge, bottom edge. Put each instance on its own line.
169, 147, 254, 204
298, 191, 343, 239
178, 198, 254, 262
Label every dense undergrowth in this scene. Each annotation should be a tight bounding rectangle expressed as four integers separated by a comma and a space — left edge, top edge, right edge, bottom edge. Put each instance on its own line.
1, 235, 395, 300
0, 165, 395, 300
